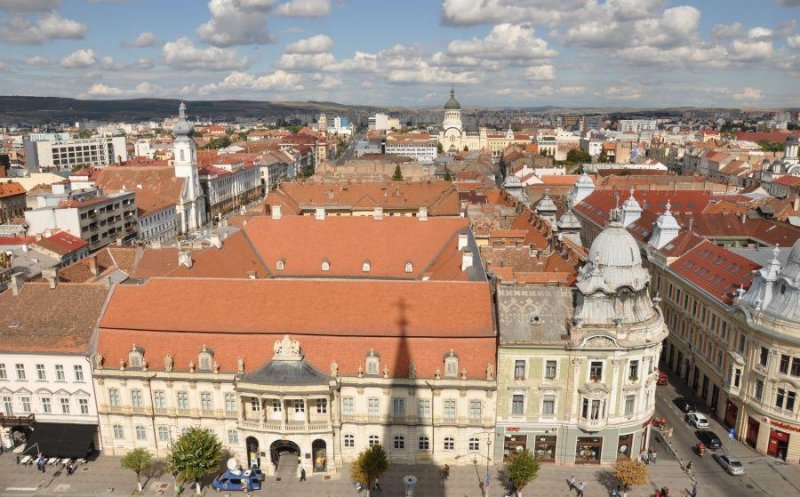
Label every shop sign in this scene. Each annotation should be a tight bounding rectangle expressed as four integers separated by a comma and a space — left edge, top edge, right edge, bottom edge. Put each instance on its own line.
506, 427, 520, 433
770, 420, 800, 433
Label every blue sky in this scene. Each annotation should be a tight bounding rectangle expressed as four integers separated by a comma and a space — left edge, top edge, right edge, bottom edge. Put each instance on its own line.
0, 0, 798, 108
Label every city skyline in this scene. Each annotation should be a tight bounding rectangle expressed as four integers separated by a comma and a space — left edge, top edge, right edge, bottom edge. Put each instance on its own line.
0, 1, 799, 108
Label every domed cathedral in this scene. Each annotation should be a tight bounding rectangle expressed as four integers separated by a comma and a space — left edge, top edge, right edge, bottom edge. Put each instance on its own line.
731, 239, 800, 461
437, 88, 488, 154
494, 210, 668, 465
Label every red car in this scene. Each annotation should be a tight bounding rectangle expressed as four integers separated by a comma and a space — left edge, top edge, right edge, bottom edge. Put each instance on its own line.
657, 372, 669, 385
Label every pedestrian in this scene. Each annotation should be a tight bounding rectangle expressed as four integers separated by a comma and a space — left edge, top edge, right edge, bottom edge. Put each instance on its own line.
647, 448, 653, 464
661, 486, 669, 497
652, 449, 658, 465
242, 478, 249, 494
15, 455, 20, 464
300, 467, 306, 482
577, 482, 585, 497
611, 487, 619, 497
443, 464, 450, 480
691, 482, 697, 497
374, 477, 382, 491
568, 475, 576, 491
654, 489, 661, 497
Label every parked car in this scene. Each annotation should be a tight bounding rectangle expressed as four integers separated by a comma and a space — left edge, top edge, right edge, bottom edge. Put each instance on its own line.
696, 430, 722, 450
245, 468, 265, 482
686, 412, 709, 429
212, 469, 262, 492
714, 454, 745, 475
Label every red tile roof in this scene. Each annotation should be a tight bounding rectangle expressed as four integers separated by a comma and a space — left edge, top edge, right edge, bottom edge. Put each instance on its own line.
671, 240, 759, 305
95, 165, 183, 216
33, 231, 88, 256
0, 181, 25, 199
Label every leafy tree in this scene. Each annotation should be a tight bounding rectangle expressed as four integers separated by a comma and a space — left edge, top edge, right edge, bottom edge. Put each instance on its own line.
758, 140, 784, 153
77, 129, 93, 139
167, 427, 222, 495
351, 445, 388, 497
463, 145, 469, 152
443, 167, 452, 181
505, 450, 540, 497
121, 448, 154, 493
612, 458, 648, 491
437, 142, 444, 154
392, 164, 403, 181
566, 148, 592, 164
238, 131, 247, 140
598, 149, 609, 163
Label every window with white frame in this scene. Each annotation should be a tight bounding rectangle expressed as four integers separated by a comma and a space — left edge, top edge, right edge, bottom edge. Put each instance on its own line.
321, 260, 330, 272
201, 392, 213, 411
589, 361, 603, 381
628, 360, 639, 381
316, 399, 327, 414
392, 398, 405, 418
394, 435, 405, 449
366, 353, 380, 376
514, 360, 526, 380
158, 426, 170, 442
272, 399, 282, 413
55, 365, 65, 381
362, 260, 371, 272
624, 395, 636, 416
469, 400, 482, 420
153, 391, 166, 409
78, 398, 89, 415
129, 348, 143, 368
249, 398, 260, 412
225, 393, 236, 413
581, 398, 604, 420
418, 436, 430, 450
59, 397, 70, 414
36, 364, 46, 381
542, 395, 555, 416
344, 434, 355, 447
444, 437, 455, 450
545, 360, 557, 380
444, 352, 458, 378
417, 399, 430, 418
343, 397, 354, 416
294, 399, 304, 414
405, 262, 414, 273
469, 437, 480, 451
443, 399, 456, 419
20, 396, 30, 413
369, 435, 380, 447
511, 394, 524, 416
177, 391, 189, 410
113, 425, 124, 439
108, 388, 120, 407
136, 425, 147, 440
0, 363, 6, 379
2, 396, 12, 415
368, 397, 380, 417
74, 365, 84, 382
228, 430, 239, 444
131, 389, 143, 408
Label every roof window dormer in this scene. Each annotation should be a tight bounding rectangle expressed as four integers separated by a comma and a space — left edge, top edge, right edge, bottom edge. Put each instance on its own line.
444, 349, 459, 378
366, 349, 380, 376
198, 345, 214, 372
128, 344, 144, 369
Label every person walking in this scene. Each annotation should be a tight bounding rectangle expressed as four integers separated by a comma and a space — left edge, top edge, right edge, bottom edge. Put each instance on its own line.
577, 482, 585, 497
374, 477, 381, 491
568, 475, 576, 491
611, 487, 619, 497
652, 449, 658, 465
691, 482, 697, 497
300, 468, 306, 482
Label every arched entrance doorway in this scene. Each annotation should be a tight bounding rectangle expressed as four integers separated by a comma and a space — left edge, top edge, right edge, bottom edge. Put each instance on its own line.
312, 439, 327, 473
246, 436, 260, 468
270, 439, 301, 478
10, 426, 32, 448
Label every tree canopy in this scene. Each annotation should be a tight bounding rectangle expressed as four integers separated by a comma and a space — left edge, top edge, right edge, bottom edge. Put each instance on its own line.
566, 148, 592, 164
121, 448, 153, 493
758, 140, 785, 153
351, 445, 388, 497
392, 164, 403, 181
506, 450, 540, 495
612, 458, 649, 490
167, 427, 222, 494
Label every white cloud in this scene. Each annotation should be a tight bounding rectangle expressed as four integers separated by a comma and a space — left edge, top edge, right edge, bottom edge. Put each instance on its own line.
0, 0, 61, 12
60, 48, 96, 68
712, 22, 742, 39
276, 0, 330, 17
729, 39, 773, 62
788, 34, 800, 48
275, 52, 336, 71
778, 0, 800, 6
137, 57, 154, 69
25, 55, 50, 66
524, 64, 555, 80
83, 81, 157, 98
312, 74, 341, 89
124, 31, 155, 48
197, 0, 277, 47
387, 64, 480, 85
0, 11, 87, 44
285, 34, 333, 53
163, 37, 249, 70
199, 69, 303, 94
441, 0, 572, 27
732, 86, 763, 101
606, 85, 643, 100
447, 23, 556, 60
100, 56, 124, 70
747, 27, 773, 39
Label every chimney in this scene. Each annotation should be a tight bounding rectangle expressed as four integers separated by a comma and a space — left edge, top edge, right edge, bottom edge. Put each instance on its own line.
373, 206, 383, 220
461, 249, 474, 272
209, 233, 222, 249
43, 268, 58, 289
178, 250, 193, 268
418, 207, 428, 221
741, 212, 747, 224
794, 196, 800, 212
246, 270, 257, 280
88, 254, 98, 276
271, 204, 282, 220
457, 233, 468, 251
315, 207, 326, 220
9, 272, 23, 296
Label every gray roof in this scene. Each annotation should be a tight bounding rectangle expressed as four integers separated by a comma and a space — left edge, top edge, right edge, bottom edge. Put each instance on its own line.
243, 359, 329, 386
444, 88, 461, 110
497, 284, 573, 345
730, 246, 789, 267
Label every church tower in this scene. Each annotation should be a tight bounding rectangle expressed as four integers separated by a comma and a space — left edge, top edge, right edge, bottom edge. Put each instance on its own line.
173, 101, 206, 232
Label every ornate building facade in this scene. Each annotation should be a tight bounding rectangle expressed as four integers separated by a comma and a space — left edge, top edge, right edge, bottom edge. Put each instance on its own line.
494, 216, 668, 464
172, 102, 207, 233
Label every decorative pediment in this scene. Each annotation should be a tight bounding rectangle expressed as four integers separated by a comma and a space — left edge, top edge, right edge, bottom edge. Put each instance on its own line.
728, 350, 745, 366
580, 334, 620, 349
273, 334, 303, 361
578, 381, 609, 399
34, 387, 53, 395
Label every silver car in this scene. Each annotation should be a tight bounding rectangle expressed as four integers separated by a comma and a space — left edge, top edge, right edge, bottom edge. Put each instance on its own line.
714, 454, 745, 475
686, 412, 709, 429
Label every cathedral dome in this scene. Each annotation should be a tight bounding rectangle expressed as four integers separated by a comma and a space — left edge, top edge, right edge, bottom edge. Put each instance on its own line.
444, 88, 461, 110
588, 222, 642, 269
778, 238, 800, 285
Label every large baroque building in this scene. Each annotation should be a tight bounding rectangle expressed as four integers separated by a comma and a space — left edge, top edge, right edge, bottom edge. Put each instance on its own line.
494, 215, 668, 464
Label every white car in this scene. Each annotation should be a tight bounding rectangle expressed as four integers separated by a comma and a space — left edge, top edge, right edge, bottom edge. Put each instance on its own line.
714, 454, 745, 475
686, 412, 709, 429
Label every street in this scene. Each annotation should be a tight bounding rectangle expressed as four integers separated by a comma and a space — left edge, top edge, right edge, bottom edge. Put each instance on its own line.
653, 370, 800, 497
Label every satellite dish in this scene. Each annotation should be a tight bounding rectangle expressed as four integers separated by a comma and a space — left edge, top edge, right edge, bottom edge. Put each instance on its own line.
227, 458, 240, 474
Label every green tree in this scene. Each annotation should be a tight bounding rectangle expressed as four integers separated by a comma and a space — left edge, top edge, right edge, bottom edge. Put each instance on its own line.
598, 149, 609, 163
758, 140, 784, 152
121, 448, 154, 493
238, 131, 247, 141
505, 450, 540, 497
443, 167, 452, 181
392, 164, 403, 181
566, 148, 592, 164
350, 445, 388, 497
612, 458, 648, 491
437, 142, 444, 154
463, 145, 469, 152
167, 427, 222, 495
77, 129, 93, 139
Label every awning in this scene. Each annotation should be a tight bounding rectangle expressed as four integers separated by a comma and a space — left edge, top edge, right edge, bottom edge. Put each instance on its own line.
24, 423, 96, 459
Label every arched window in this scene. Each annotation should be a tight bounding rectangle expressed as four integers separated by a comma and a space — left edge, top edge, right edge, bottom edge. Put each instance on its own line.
344, 434, 354, 448
393, 436, 405, 449
180, 149, 185, 162
369, 435, 380, 447
321, 259, 330, 272
404, 262, 414, 273
418, 436, 430, 450
443, 437, 455, 450
198, 346, 214, 371
366, 350, 380, 376
362, 260, 371, 273
276, 259, 285, 271
469, 437, 480, 451
128, 345, 144, 369
135, 425, 147, 441
444, 350, 458, 378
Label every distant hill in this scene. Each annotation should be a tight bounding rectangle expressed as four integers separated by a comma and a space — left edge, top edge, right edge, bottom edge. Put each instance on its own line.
0, 96, 383, 125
